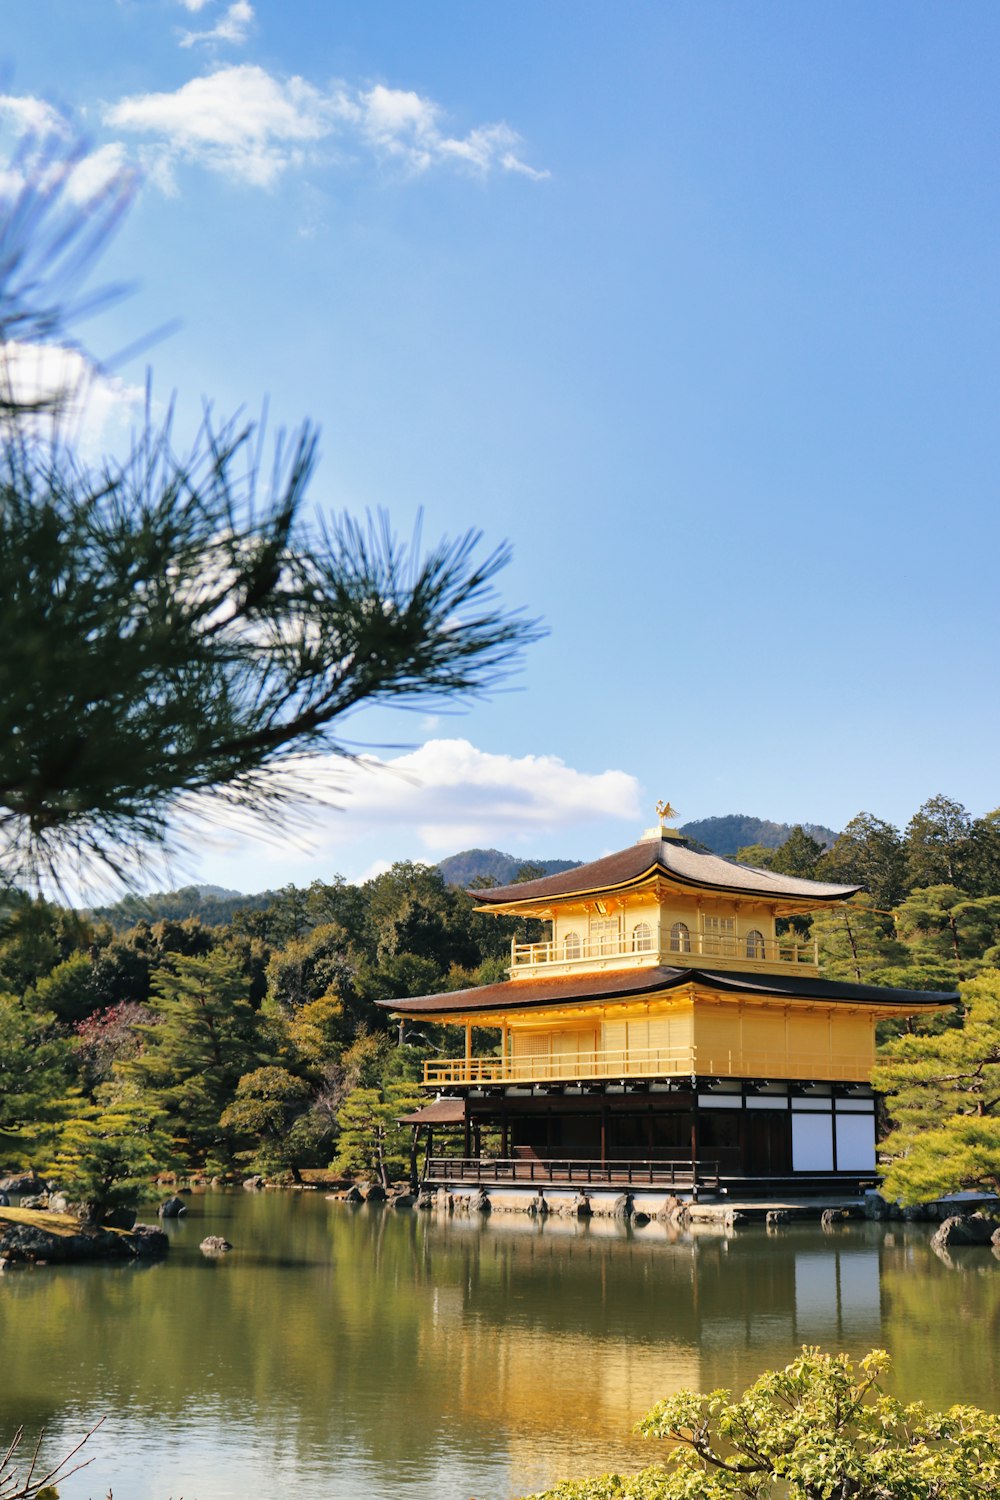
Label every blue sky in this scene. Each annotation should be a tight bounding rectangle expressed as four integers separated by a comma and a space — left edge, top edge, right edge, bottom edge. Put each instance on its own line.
3, 2, 999, 891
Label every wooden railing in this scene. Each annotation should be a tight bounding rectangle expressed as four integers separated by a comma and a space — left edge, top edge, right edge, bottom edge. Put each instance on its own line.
424, 1155, 720, 1190
511, 931, 819, 971
423, 1045, 873, 1088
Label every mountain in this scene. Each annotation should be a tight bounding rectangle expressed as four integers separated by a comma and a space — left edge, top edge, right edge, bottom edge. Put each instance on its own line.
678, 814, 838, 857
87, 884, 279, 930
435, 849, 581, 888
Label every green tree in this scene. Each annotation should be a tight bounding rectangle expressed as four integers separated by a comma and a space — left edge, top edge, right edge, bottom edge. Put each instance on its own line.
872, 970, 1000, 1203
891, 885, 1000, 985
120, 949, 268, 1170
767, 826, 824, 879
525, 1348, 1000, 1500
219, 1065, 313, 1180
334, 1078, 424, 1188
967, 808, 1000, 898
904, 795, 974, 892
818, 812, 906, 910
811, 898, 905, 984
47, 1093, 176, 1223
0, 994, 74, 1166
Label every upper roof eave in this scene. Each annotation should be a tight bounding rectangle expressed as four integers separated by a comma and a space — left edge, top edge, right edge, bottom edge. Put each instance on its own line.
469, 837, 860, 910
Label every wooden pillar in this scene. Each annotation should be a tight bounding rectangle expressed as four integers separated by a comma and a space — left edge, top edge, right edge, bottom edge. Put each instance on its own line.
500, 1104, 509, 1158
423, 1127, 434, 1185
473, 1121, 481, 1160
500, 1020, 509, 1079
463, 1110, 471, 1158
465, 1022, 473, 1080
691, 1096, 700, 1200
408, 1125, 420, 1192
600, 1100, 607, 1167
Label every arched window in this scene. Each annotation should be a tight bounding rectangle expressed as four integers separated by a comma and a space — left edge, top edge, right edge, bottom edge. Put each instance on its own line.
746, 929, 766, 959
669, 921, 691, 954
563, 931, 581, 960
632, 921, 652, 952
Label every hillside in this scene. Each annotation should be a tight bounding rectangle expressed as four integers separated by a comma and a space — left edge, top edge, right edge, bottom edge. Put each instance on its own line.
88, 884, 279, 930
678, 814, 838, 856
435, 849, 581, 888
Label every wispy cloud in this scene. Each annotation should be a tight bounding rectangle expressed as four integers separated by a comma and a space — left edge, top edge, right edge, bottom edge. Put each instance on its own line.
104, 64, 549, 190
223, 738, 641, 853
178, 0, 213, 11
179, 1, 255, 50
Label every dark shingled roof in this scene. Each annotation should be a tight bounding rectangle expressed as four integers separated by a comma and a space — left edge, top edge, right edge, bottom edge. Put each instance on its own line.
377, 966, 956, 1017
469, 836, 860, 906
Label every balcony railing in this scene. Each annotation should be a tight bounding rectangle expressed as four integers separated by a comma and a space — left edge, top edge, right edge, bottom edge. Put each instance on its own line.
423, 1044, 873, 1088
511, 931, 819, 973
424, 1155, 720, 1190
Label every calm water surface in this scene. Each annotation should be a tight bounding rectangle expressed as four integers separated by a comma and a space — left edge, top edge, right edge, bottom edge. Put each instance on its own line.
2, 1192, 999, 1499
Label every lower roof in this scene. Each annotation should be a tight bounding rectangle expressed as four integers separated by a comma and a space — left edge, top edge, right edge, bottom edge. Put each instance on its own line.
377, 965, 957, 1018
397, 1098, 466, 1125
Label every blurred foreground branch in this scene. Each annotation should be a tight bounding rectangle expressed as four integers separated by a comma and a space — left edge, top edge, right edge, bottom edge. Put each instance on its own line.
0, 135, 541, 893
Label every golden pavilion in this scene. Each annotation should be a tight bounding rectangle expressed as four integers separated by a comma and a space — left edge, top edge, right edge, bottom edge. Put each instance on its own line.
381, 808, 954, 1198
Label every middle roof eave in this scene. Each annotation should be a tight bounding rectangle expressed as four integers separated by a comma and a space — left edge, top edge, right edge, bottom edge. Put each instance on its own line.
376, 965, 957, 1018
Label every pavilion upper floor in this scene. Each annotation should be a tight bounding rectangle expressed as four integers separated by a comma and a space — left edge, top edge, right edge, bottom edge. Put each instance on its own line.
472, 824, 861, 980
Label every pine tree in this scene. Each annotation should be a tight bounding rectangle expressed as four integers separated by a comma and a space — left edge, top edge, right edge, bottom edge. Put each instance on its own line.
872, 970, 1000, 1203
120, 950, 269, 1170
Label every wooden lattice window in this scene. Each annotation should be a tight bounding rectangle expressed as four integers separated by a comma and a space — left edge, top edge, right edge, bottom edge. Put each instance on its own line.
746, 929, 766, 959
669, 920, 691, 953
632, 921, 652, 952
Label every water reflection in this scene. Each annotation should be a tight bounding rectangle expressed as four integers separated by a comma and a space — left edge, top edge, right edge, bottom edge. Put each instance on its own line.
1, 1195, 998, 1500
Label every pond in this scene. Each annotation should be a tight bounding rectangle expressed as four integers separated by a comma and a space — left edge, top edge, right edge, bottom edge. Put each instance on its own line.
2, 1192, 999, 1499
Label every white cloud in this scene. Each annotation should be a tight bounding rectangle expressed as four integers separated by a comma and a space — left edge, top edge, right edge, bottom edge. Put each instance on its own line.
178, 0, 213, 10
104, 65, 548, 190
0, 93, 69, 139
180, 0, 255, 50
65, 141, 129, 203
262, 738, 641, 853
0, 342, 145, 457
105, 65, 330, 188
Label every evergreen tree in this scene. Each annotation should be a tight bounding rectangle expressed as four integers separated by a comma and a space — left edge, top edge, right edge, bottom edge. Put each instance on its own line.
766, 826, 824, 879
0, 995, 74, 1166
219, 1066, 313, 1180
891, 885, 1000, 985
811, 898, 904, 984
904, 795, 974, 891
48, 1093, 176, 1223
873, 970, 1000, 1203
120, 950, 269, 1170
818, 812, 906, 909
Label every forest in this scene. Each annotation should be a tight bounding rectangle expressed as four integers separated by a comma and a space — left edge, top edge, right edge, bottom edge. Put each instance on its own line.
2, 792, 1000, 1213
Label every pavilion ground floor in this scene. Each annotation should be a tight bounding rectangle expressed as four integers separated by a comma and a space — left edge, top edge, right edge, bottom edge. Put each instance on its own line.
411, 1077, 881, 1199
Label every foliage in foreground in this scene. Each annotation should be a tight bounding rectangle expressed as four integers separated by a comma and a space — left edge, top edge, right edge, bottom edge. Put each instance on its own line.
524, 1348, 1000, 1500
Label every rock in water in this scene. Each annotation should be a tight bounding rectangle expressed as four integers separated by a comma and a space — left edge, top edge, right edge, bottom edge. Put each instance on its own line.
157, 1195, 187, 1219
200, 1236, 233, 1256
931, 1213, 998, 1250
130, 1224, 169, 1258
